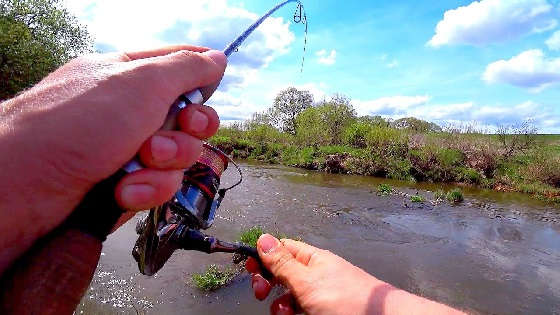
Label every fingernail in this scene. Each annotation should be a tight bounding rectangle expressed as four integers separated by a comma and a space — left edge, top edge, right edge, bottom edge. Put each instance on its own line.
151, 135, 177, 162
121, 184, 156, 206
276, 305, 293, 315
203, 49, 227, 65
189, 110, 209, 133
258, 234, 278, 254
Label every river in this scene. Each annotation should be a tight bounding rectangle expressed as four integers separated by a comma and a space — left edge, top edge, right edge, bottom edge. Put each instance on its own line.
77, 162, 560, 314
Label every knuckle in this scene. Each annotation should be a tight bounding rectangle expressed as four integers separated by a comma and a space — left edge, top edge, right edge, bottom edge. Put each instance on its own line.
271, 251, 295, 275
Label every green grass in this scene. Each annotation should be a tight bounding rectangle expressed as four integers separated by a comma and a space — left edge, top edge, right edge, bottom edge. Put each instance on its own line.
434, 190, 446, 200
191, 264, 237, 292
446, 189, 464, 203
410, 194, 425, 202
377, 183, 393, 195
238, 226, 264, 248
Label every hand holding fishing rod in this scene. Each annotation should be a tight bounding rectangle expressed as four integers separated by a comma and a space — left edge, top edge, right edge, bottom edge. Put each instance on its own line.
0, 1, 307, 313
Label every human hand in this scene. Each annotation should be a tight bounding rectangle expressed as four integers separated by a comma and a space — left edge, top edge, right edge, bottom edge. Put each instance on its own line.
0, 45, 226, 273
246, 234, 379, 315
247, 235, 464, 315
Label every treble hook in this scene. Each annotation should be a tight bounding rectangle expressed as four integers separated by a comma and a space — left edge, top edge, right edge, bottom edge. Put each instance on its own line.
294, 3, 302, 23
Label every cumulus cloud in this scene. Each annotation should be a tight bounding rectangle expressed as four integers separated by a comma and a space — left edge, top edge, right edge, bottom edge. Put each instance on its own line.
483, 49, 560, 91
428, 0, 558, 47
64, 0, 295, 91
353, 96, 559, 132
354, 96, 431, 116
316, 49, 337, 65
546, 30, 560, 50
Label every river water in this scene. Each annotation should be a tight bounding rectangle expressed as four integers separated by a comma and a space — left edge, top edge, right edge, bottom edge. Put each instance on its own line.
77, 162, 560, 314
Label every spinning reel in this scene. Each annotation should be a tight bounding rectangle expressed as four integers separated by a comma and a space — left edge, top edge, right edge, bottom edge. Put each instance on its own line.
132, 144, 265, 276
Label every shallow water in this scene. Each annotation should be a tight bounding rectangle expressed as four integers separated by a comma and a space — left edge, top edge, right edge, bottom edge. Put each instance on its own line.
77, 162, 560, 314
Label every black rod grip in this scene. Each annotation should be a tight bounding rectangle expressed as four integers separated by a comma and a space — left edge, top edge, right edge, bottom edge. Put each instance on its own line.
0, 169, 127, 314
237, 244, 273, 280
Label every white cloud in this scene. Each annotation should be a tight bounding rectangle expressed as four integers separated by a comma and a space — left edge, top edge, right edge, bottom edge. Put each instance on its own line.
428, 0, 558, 47
386, 60, 399, 68
546, 30, 560, 50
353, 96, 559, 132
354, 96, 431, 116
64, 0, 296, 92
483, 49, 560, 92
316, 49, 337, 65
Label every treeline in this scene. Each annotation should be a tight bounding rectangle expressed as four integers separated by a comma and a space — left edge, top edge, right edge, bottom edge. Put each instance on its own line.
210, 88, 560, 203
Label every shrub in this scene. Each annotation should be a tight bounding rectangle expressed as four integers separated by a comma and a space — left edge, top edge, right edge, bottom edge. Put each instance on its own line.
446, 189, 464, 203
191, 265, 237, 292
343, 122, 374, 148
280, 147, 316, 168
410, 194, 425, 202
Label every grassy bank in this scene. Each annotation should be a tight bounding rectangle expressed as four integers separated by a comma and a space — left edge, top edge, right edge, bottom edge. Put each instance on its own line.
210, 122, 560, 204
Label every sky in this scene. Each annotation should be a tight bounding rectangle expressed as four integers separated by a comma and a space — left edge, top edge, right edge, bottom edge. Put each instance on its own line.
64, 0, 560, 133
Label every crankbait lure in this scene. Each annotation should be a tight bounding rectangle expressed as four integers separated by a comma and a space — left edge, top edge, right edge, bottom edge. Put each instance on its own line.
132, 0, 308, 276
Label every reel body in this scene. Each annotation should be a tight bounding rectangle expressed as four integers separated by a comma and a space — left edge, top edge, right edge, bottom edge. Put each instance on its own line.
132, 144, 259, 276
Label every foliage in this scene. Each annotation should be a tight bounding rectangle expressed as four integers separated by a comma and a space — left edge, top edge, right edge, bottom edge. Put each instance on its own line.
238, 226, 264, 248
296, 94, 356, 146
191, 264, 237, 292
377, 183, 393, 195
392, 117, 442, 132
270, 87, 313, 134
0, 0, 92, 99
410, 194, 425, 202
434, 190, 446, 200
446, 189, 464, 203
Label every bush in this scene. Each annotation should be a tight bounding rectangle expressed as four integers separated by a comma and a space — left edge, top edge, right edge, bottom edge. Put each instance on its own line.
281, 147, 316, 168
446, 189, 464, 203
191, 265, 237, 292
410, 194, 425, 202
343, 122, 374, 148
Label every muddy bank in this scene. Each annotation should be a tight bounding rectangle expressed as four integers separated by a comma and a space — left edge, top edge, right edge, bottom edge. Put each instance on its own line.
78, 162, 560, 314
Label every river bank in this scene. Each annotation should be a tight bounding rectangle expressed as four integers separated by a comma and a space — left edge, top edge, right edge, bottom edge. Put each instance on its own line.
78, 163, 560, 315
210, 130, 560, 205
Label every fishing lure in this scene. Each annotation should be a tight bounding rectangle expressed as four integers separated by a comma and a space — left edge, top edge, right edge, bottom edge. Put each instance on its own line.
132, 0, 309, 276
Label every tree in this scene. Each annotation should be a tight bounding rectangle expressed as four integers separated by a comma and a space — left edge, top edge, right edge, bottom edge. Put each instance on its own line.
271, 87, 314, 134
296, 94, 356, 146
0, 0, 92, 100
391, 117, 442, 132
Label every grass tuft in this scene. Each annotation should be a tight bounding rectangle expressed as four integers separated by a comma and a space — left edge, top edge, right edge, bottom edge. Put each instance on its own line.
377, 183, 393, 196
446, 189, 464, 203
191, 264, 237, 292
238, 226, 264, 248
410, 194, 425, 202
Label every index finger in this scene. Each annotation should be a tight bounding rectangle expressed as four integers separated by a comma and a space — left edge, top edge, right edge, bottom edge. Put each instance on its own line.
123, 45, 211, 61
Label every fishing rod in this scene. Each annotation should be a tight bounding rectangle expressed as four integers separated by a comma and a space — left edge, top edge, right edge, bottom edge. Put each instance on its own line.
0, 1, 308, 313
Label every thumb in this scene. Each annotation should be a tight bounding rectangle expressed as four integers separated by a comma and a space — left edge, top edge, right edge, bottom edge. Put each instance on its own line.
130, 49, 227, 106
257, 234, 307, 288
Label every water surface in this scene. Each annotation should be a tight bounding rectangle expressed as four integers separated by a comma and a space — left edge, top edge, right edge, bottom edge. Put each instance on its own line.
77, 162, 560, 314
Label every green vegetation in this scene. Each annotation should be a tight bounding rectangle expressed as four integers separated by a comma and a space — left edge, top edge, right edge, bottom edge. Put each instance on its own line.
191, 265, 237, 292
434, 190, 446, 200
446, 189, 464, 203
1, 0, 93, 99
377, 184, 393, 196
410, 194, 425, 202
211, 88, 560, 204
238, 226, 264, 248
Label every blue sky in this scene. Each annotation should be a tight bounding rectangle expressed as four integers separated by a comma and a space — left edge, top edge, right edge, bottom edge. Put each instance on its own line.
65, 0, 560, 133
